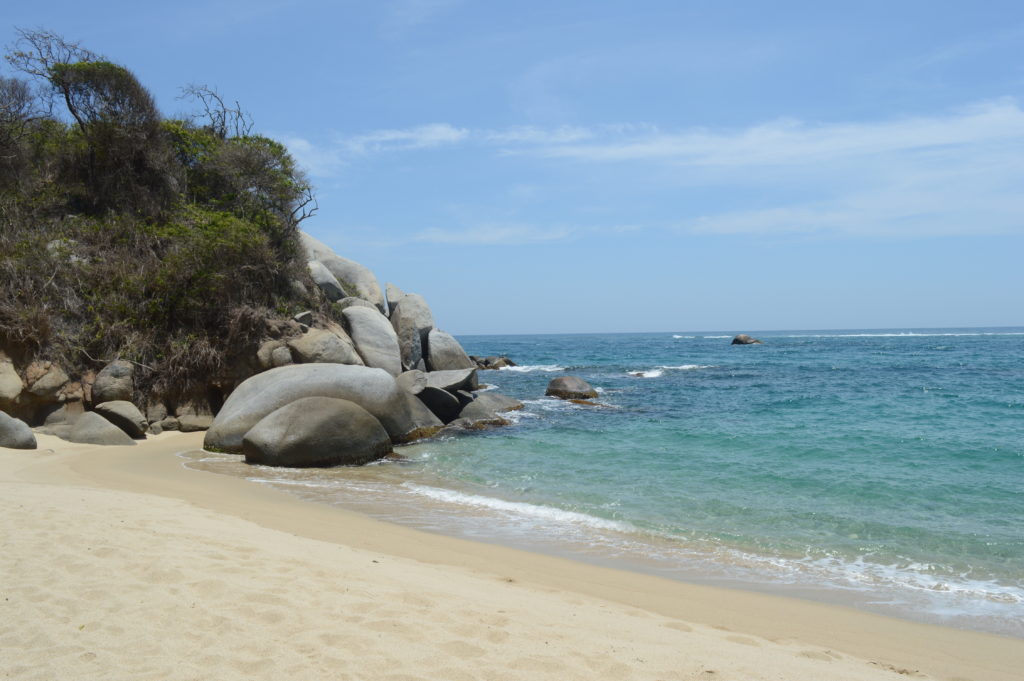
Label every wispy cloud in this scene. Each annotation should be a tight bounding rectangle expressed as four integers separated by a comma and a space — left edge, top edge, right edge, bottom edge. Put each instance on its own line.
535, 99, 1024, 166
342, 123, 470, 154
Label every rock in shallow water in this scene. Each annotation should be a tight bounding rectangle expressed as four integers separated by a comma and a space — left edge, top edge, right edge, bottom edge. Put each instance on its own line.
731, 334, 763, 345
242, 397, 392, 467
545, 376, 598, 400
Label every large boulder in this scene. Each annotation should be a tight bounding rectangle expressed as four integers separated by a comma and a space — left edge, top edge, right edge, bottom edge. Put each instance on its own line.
731, 334, 763, 345
0, 361, 23, 403
385, 282, 406, 316
425, 369, 479, 393
68, 412, 136, 446
307, 260, 347, 302
179, 414, 214, 432
300, 232, 385, 311
451, 392, 524, 429
426, 329, 475, 371
287, 327, 364, 366
204, 364, 438, 452
242, 397, 393, 467
398, 392, 444, 441
26, 361, 69, 400
333, 297, 378, 314
545, 376, 598, 400
342, 306, 403, 376
93, 401, 148, 439
417, 386, 462, 424
92, 360, 134, 404
395, 370, 428, 395
389, 294, 434, 370
0, 411, 36, 449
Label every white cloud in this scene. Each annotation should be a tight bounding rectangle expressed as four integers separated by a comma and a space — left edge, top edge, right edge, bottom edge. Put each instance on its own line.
342, 123, 469, 154
535, 99, 1024, 166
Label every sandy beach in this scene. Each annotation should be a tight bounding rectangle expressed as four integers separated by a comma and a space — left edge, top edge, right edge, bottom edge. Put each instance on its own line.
2, 432, 1021, 681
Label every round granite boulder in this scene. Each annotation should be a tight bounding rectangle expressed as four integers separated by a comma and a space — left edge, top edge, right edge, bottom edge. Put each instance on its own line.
242, 397, 392, 467
0, 411, 36, 449
545, 376, 598, 400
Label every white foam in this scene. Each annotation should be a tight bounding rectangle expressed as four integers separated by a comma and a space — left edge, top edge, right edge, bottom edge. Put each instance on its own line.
630, 364, 715, 378
498, 364, 565, 373
658, 364, 716, 371
704, 335, 731, 338
672, 334, 695, 339
629, 369, 664, 378
400, 483, 633, 532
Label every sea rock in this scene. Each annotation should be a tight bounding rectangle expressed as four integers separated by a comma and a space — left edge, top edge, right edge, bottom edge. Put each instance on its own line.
471, 355, 516, 370
453, 389, 475, 407
68, 411, 136, 446
0, 411, 36, 449
26, 361, 69, 400
242, 397, 393, 467
398, 392, 444, 441
395, 370, 428, 395
94, 401, 148, 439
385, 282, 406, 316
417, 386, 462, 424
0, 361, 24, 402
179, 414, 214, 432
307, 260, 347, 302
545, 376, 598, 400
92, 360, 134, 404
300, 232, 385, 311
287, 327, 364, 366
390, 294, 434, 370
342, 306, 403, 376
425, 369, 479, 393
204, 364, 438, 452
731, 334, 763, 345
458, 392, 523, 423
426, 329, 475, 371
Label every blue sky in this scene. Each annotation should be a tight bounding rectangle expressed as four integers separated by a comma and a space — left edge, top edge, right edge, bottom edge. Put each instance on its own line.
6, 2, 1024, 333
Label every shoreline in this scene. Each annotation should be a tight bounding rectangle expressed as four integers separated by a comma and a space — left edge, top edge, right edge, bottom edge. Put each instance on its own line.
3, 432, 1022, 680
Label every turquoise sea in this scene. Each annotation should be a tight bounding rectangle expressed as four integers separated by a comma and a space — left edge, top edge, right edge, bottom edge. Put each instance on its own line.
188, 328, 1024, 636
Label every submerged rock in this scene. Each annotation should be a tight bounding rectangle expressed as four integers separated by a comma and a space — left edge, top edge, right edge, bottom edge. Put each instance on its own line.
545, 376, 598, 400
242, 397, 392, 467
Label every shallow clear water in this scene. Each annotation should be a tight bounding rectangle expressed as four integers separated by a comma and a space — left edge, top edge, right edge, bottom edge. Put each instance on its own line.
186, 328, 1024, 636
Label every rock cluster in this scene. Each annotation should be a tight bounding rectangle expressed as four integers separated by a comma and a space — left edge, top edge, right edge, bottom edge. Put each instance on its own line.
1, 230, 524, 464
470, 355, 517, 370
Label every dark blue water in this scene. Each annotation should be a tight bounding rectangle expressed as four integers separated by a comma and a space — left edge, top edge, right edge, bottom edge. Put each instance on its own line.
188, 328, 1024, 635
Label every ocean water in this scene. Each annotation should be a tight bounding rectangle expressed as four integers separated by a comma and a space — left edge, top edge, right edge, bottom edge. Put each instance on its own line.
186, 328, 1024, 636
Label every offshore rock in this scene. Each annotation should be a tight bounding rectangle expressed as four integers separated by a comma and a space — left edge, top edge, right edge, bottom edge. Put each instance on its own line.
242, 397, 393, 467
545, 376, 598, 400
731, 334, 763, 345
